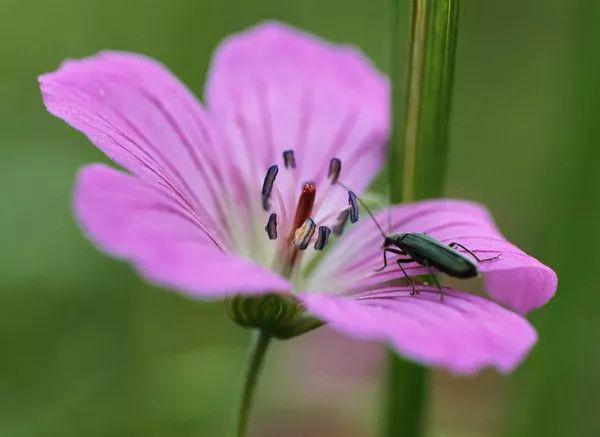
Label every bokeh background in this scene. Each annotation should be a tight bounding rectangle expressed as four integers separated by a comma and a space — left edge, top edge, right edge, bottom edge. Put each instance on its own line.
1, 0, 598, 436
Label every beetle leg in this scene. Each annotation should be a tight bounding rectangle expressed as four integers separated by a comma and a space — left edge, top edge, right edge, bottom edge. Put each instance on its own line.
396, 258, 418, 296
374, 249, 388, 272
375, 248, 406, 272
448, 242, 501, 263
423, 260, 444, 301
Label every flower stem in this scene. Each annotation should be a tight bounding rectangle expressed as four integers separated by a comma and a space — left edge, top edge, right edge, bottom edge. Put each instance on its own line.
384, 353, 428, 436
391, 0, 459, 202
384, 0, 460, 436
236, 329, 271, 437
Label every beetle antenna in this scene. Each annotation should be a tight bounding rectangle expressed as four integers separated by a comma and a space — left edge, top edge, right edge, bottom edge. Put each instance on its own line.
336, 181, 387, 239
384, 186, 392, 234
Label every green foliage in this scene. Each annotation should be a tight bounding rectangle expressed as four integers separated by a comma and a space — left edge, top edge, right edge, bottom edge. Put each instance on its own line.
501, 2, 600, 436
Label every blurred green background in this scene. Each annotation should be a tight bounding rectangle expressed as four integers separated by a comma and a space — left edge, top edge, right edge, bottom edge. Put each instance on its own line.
1, 0, 598, 436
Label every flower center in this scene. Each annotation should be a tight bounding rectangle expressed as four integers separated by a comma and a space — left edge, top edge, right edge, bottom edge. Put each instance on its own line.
260, 150, 357, 280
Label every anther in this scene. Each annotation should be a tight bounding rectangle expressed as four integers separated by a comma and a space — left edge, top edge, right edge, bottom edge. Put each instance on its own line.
328, 158, 342, 183
314, 226, 331, 251
261, 165, 279, 211
283, 150, 296, 169
293, 218, 316, 250
348, 191, 359, 223
332, 209, 350, 236
265, 213, 278, 240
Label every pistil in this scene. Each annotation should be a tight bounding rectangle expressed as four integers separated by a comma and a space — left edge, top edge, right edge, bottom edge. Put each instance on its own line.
277, 182, 316, 278
289, 182, 317, 240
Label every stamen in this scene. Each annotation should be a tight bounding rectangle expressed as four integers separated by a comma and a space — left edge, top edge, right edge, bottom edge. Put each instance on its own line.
293, 218, 316, 250
291, 182, 317, 232
328, 158, 342, 183
332, 209, 350, 236
314, 226, 331, 251
348, 191, 359, 223
261, 165, 279, 211
272, 186, 289, 231
314, 209, 345, 228
283, 150, 296, 169
265, 213, 278, 240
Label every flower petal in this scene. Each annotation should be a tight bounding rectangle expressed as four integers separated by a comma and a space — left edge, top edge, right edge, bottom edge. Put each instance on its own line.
205, 21, 389, 223
75, 164, 291, 298
40, 51, 231, 246
309, 200, 556, 314
300, 287, 537, 374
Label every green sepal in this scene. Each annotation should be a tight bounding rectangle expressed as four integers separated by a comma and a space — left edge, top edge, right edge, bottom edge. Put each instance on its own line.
226, 293, 324, 339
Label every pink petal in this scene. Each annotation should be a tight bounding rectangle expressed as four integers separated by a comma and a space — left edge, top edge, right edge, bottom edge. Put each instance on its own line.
39, 52, 230, 245
205, 21, 389, 220
75, 164, 291, 298
300, 287, 537, 374
310, 200, 556, 314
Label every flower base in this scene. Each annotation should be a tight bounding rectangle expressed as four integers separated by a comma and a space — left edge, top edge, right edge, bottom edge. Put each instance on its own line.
226, 294, 324, 339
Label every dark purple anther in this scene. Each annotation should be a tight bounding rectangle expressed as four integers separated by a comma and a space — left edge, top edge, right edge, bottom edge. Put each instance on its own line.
265, 213, 278, 240
293, 218, 316, 250
261, 165, 279, 210
332, 209, 350, 236
283, 149, 296, 169
314, 226, 331, 251
328, 157, 342, 183
348, 191, 359, 223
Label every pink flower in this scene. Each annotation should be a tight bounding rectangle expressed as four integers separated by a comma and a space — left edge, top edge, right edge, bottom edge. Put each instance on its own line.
39, 22, 556, 374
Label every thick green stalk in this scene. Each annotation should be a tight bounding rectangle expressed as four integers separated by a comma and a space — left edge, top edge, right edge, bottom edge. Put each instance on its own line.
391, 0, 459, 202
384, 0, 460, 436
384, 354, 428, 437
235, 329, 271, 437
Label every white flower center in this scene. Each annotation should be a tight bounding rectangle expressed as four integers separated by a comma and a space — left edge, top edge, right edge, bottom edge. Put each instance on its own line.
257, 150, 358, 287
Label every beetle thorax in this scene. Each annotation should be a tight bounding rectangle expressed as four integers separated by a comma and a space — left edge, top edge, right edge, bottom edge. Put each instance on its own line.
384, 234, 405, 247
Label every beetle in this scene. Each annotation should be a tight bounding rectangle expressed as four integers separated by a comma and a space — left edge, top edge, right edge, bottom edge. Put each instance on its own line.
375, 233, 496, 295
337, 180, 499, 296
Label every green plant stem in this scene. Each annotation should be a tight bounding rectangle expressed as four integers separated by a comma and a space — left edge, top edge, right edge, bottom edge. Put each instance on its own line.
236, 329, 271, 437
384, 352, 428, 436
384, 0, 460, 436
391, 0, 459, 202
